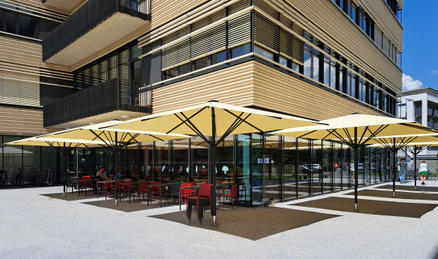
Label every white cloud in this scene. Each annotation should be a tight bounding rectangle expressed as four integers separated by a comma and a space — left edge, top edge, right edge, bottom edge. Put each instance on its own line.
402, 73, 423, 91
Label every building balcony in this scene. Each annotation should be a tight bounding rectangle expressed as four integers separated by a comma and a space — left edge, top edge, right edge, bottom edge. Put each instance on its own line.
42, 0, 150, 67
43, 78, 152, 128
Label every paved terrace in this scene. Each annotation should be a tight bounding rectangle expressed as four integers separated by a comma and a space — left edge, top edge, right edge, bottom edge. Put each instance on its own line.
1, 181, 438, 259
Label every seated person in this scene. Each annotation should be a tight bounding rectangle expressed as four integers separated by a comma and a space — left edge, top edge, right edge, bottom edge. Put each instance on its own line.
95, 166, 108, 180
115, 167, 124, 180
131, 166, 139, 182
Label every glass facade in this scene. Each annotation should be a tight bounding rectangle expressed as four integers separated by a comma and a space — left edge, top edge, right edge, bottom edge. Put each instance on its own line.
0, 136, 58, 187
89, 134, 387, 205
0, 133, 392, 204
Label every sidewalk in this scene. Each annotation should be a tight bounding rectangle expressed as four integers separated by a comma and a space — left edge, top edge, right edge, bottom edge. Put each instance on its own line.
0, 182, 437, 259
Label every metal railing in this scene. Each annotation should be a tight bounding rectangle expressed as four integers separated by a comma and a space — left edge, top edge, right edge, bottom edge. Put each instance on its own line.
42, 0, 150, 61
43, 78, 152, 127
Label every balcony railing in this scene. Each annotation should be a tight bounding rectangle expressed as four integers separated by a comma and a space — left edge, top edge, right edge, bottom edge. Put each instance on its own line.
42, 0, 150, 61
43, 78, 152, 127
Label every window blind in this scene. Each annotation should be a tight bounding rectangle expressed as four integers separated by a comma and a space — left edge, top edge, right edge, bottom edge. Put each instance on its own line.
292, 24, 304, 63
191, 23, 226, 59
254, 13, 278, 52
161, 38, 190, 69
228, 12, 251, 48
0, 73, 39, 107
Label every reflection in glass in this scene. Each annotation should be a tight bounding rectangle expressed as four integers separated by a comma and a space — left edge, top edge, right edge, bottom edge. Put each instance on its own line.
236, 134, 250, 205
283, 136, 297, 200
297, 139, 310, 198
263, 135, 281, 201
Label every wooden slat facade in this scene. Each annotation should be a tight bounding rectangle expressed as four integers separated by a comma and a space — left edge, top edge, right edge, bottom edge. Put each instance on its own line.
2, 0, 68, 21
252, 61, 381, 120
150, 0, 209, 30
360, 0, 402, 49
270, 0, 402, 95
0, 36, 73, 87
153, 61, 255, 113
0, 106, 47, 136
152, 61, 382, 120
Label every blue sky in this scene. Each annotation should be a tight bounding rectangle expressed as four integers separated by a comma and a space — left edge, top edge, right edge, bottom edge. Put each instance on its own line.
402, 1, 438, 91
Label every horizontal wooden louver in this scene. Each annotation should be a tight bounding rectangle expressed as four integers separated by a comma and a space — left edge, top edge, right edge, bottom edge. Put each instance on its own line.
228, 12, 251, 48
162, 38, 190, 69
254, 13, 278, 52
191, 9, 226, 32
229, 0, 251, 15
0, 73, 39, 107
254, 0, 277, 19
292, 24, 304, 63
374, 26, 383, 49
191, 23, 226, 59
279, 29, 293, 58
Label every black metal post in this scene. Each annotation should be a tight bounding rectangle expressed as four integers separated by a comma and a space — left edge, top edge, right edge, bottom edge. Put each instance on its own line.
63, 143, 66, 197
137, 142, 141, 179
392, 138, 396, 198
320, 141, 323, 194
279, 135, 284, 201
188, 138, 192, 182
168, 140, 173, 180
354, 127, 359, 212
114, 132, 118, 206
308, 140, 312, 196
295, 138, 299, 199
413, 145, 417, 190
152, 141, 156, 180
209, 107, 217, 225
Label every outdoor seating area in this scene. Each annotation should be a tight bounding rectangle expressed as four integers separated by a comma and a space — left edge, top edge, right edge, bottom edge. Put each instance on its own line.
6, 102, 438, 230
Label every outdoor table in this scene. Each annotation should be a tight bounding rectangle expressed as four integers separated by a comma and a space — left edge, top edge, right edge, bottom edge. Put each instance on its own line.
117, 180, 135, 203
149, 182, 182, 206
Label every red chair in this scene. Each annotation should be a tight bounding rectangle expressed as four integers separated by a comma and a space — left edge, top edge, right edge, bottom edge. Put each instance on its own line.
136, 181, 149, 201
188, 183, 212, 217
99, 179, 114, 199
79, 175, 92, 193
219, 184, 237, 208
118, 179, 134, 202
180, 182, 196, 205
148, 182, 162, 204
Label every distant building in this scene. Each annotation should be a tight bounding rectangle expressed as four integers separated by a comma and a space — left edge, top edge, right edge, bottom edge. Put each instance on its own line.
399, 88, 438, 170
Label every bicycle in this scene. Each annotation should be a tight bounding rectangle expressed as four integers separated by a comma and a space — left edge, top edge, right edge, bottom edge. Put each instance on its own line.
0, 170, 7, 186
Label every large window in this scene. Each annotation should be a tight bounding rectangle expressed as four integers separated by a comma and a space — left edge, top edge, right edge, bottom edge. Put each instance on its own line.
414, 101, 422, 124
332, 0, 374, 40
427, 101, 438, 130
74, 43, 142, 89
303, 44, 320, 81
0, 8, 59, 39
323, 56, 337, 88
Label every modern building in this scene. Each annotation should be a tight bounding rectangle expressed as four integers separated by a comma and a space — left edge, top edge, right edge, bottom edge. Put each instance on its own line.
0, 0, 403, 204
399, 87, 438, 171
